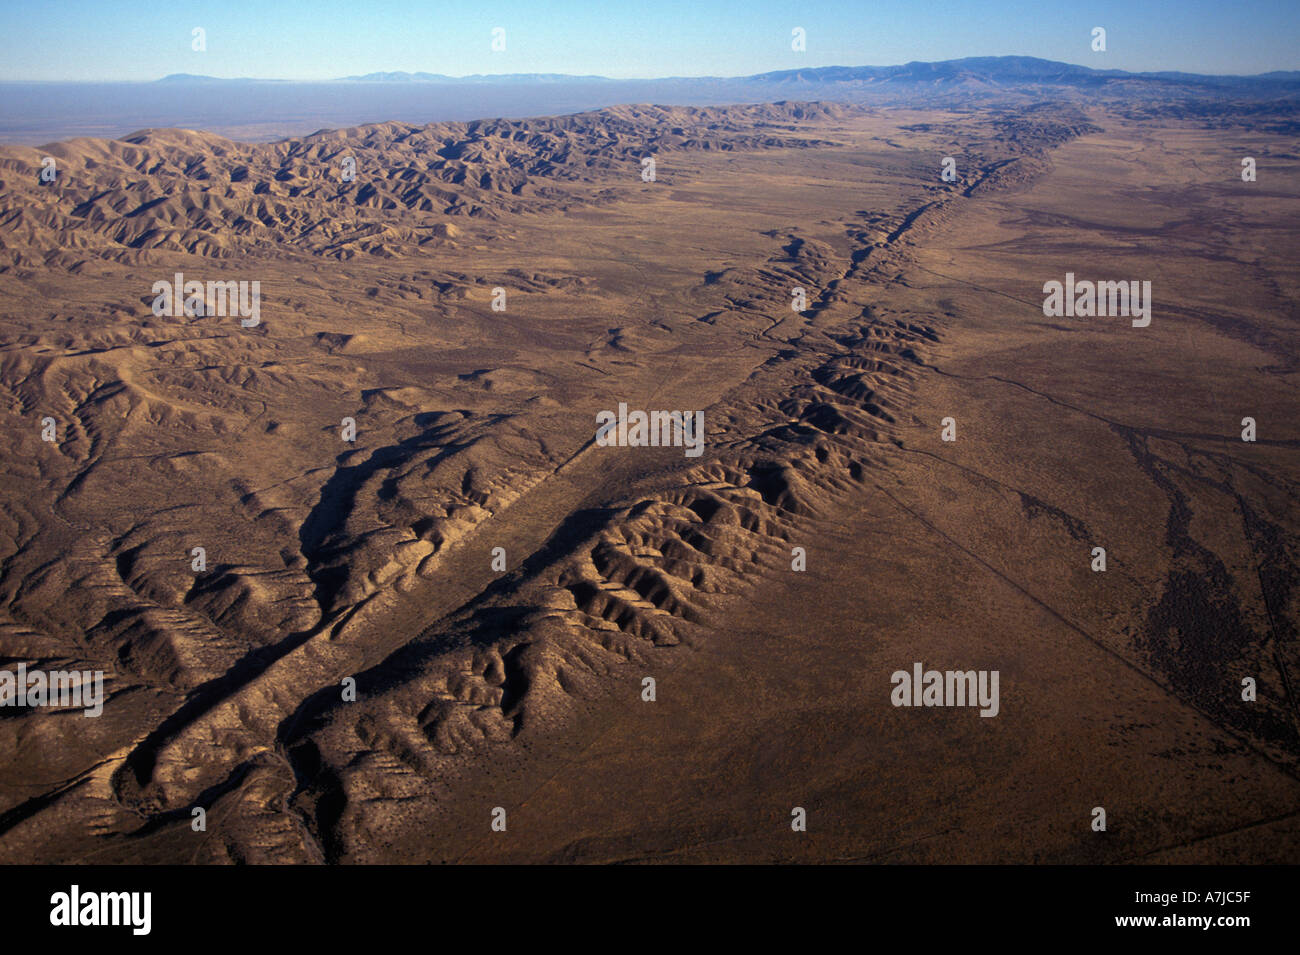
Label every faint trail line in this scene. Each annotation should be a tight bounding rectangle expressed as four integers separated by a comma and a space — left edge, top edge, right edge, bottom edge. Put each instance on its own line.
921, 360, 1300, 449
873, 483, 1300, 785
911, 264, 1043, 310
889, 443, 1091, 535
826, 827, 960, 864
1115, 806, 1300, 863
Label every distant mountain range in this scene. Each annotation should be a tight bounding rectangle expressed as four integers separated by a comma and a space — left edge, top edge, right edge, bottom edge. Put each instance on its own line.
747, 57, 1300, 87
152, 56, 1300, 89
335, 71, 610, 83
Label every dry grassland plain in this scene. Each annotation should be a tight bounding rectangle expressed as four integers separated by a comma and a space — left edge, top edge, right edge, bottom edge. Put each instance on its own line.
0, 100, 1295, 863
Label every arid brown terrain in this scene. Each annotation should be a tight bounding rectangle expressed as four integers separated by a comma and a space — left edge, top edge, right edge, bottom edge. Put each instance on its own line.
0, 98, 1295, 863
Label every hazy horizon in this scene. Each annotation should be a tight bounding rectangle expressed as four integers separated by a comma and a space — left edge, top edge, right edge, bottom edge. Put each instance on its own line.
3, 51, 1299, 147
6, 54, 1300, 84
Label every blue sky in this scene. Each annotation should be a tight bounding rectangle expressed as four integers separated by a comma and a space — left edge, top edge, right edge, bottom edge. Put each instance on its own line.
2, 0, 1297, 81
